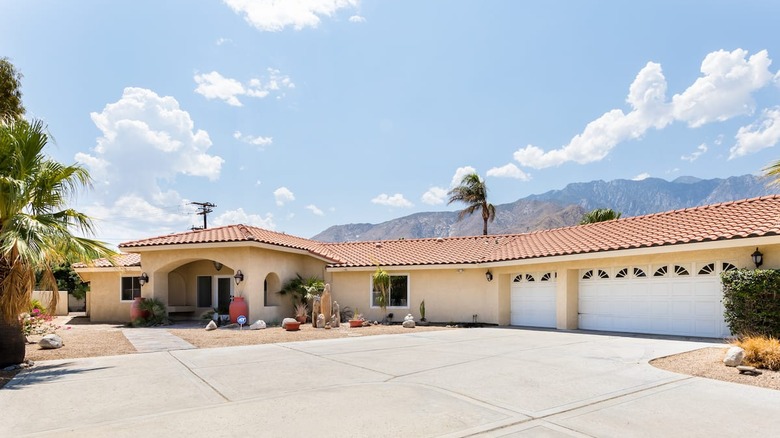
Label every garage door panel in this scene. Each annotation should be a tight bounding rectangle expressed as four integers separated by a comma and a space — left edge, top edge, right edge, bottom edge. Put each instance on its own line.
579, 276, 729, 338
511, 278, 556, 328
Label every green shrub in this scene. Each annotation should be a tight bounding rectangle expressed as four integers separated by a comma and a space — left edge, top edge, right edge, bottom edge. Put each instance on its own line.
130, 298, 170, 327
721, 269, 780, 337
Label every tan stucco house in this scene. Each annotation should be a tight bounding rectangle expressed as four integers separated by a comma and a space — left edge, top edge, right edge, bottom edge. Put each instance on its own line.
74, 195, 780, 338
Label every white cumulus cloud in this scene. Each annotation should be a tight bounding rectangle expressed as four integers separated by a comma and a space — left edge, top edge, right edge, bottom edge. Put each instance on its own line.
305, 204, 324, 216
194, 71, 246, 106
223, 0, 360, 32
681, 143, 708, 162
729, 107, 780, 159
486, 163, 531, 180
633, 172, 651, 181
450, 166, 477, 187
371, 193, 413, 208
513, 49, 777, 169
234, 131, 273, 148
274, 187, 295, 206
194, 69, 295, 106
421, 187, 448, 205
348, 15, 365, 23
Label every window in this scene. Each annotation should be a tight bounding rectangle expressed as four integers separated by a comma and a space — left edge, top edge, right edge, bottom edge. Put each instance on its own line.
674, 265, 690, 276
653, 266, 668, 277
371, 274, 409, 308
540, 272, 554, 281
582, 270, 593, 280
513, 274, 523, 282
197, 276, 212, 308
525, 274, 535, 282
722, 262, 737, 272
597, 269, 609, 279
120, 276, 141, 301
698, 263, 715, 275
616, 268, 628, 278
633, 268, 647, 278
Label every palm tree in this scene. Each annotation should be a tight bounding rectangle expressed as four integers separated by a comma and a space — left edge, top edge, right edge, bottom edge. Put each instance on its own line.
580, 208, 622, 224
0, 119, 114, 367
764, 160, 780, 185
448, 172, 496, 235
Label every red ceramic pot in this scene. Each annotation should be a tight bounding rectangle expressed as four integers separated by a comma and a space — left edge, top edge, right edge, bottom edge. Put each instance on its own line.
229, 296, 248, 323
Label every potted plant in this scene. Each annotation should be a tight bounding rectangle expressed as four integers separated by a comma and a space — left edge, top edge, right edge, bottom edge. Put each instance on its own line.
349, 308, 365, 328
294, 302, 308, 324
419, 299, 429, 326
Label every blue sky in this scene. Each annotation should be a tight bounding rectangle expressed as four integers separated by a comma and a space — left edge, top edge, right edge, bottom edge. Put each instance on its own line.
2, 0, 780, 246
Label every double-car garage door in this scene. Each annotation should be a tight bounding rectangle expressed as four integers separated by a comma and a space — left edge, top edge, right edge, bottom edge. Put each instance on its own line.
511, 262, 733, 338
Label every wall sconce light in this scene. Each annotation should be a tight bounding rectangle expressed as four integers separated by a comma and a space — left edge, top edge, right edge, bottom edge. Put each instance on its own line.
751, 248, 763, 269
234, 269, 244, 285
213, 261, 223, 271
485, 270, 493, 282
139, 272, 149, 286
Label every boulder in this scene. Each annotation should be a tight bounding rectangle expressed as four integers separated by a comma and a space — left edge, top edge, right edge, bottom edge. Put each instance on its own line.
205, 320, 217, 331
250, 320, 267, 330
402, 320, 415, 328
404, 313, 415, 322
39, 334, 63, 349
282, 318, 298, 329
724, 346, 745, 367
316, 313, 325, 328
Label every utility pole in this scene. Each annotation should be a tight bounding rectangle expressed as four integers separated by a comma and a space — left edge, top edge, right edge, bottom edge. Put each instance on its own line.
190, 201, 216, 230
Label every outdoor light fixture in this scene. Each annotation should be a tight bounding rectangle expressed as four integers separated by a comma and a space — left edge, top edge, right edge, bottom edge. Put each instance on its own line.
139, 272, 149, 286
485, 271, 493, 282
752, 248, 763, 269
234, 269, 244, 285
213, 261, 223, 271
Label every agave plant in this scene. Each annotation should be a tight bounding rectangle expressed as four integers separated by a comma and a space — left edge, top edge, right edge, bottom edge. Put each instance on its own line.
294, 302, 308, 319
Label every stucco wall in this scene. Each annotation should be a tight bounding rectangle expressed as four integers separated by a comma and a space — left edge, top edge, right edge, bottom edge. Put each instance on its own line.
78, 268, 142, 322
328, 268, 500, 324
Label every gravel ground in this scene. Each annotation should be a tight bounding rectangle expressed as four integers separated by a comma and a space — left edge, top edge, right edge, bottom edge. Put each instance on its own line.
650, 347, 780, 390
3, 316, 779, 392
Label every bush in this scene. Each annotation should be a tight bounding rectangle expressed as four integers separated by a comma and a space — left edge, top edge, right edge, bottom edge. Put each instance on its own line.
721, 269, 780, 337
130, 298, 170, 327
734, 336, 780, 371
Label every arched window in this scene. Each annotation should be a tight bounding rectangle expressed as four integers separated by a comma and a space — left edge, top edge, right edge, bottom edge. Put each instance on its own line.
698, 263, 715, 275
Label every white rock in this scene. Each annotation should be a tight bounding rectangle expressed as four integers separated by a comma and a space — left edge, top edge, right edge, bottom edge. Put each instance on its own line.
282, 318, 298, 329
724, 346, 745, 367
250, 320, 267, 330
205, 320, 217, 331
404, 313, 415, 322
402, 320, 415, 328
39, 334, 63, 349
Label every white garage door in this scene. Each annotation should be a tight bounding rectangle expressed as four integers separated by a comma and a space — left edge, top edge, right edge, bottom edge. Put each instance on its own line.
578, 264, 732, 338
511, 272, 556, 328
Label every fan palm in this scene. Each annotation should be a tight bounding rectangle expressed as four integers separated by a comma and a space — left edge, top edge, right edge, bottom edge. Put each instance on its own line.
447, 172, 496, 235
580, 208, 622, 224
0, 119, 114, 367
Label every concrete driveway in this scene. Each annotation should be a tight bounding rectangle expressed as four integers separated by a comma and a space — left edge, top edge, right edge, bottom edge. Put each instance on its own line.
2, 328, 778, 437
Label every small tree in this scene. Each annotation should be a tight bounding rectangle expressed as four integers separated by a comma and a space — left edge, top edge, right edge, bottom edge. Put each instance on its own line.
373, 265, 390, 319
721, 269, 780, 338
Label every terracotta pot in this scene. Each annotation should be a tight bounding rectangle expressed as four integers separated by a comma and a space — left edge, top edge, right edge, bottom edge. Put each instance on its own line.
285, 321, 301, 331
229, 296, 249, 323
349, 319, 364, 328
130, 297, 148, 320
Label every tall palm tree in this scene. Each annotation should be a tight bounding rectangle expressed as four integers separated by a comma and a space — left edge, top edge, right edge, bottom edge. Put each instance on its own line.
764, 160, 780, 185
0, 119, 114, 367
448, 172, 496, 235
580, 208, 622, 224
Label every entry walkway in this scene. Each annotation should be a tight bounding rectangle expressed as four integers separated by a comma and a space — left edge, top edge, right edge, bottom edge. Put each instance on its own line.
121, 328, 196, 353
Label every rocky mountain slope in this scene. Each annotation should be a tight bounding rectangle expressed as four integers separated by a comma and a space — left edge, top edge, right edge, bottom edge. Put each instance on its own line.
312, 174, 778, 242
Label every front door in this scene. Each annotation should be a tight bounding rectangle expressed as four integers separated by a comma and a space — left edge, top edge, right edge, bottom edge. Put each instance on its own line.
216, 277, 232, 313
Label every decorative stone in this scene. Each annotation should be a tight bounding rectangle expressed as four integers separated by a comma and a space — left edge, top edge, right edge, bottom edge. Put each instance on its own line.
737, 365, 763, 375
724, 346, 745, 367
321, 284, 332, 326
316, 313, 326, 328
39, 334, 63, 349
332, 301, 341, 324
404, 313, 415, 322
282, 317, 298, 329
249, 320, 267, 330
330, 315, 340, 328
205, 320, 217, 331
402, 320, 415, 328
312, 296, 321, 328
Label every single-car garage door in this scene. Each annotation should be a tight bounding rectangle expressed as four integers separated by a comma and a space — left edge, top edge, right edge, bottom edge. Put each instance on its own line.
578, 263, 733, 338
511, 272, 556, 328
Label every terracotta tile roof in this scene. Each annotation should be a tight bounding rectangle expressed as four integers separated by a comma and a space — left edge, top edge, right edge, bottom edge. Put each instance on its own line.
73, 253, 141, 268
119, 224, 325, 254
114, 196, 780, 268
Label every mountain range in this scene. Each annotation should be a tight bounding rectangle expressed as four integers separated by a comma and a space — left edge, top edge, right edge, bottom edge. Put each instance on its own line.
311, 174, 780, 242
